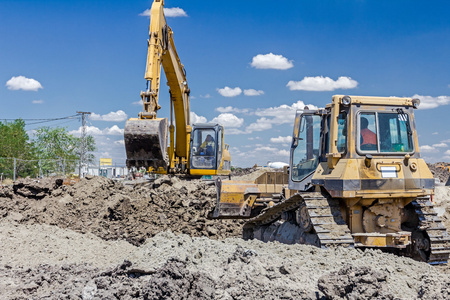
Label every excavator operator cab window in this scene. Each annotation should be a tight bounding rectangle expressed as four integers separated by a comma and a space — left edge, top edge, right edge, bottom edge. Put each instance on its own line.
358, 111, 413, 154
190, 128, 217, 169
291, 113, 321, 182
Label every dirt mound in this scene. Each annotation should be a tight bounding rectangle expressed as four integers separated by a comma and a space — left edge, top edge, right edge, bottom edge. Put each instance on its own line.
318, 265, 391, 299
230, 167, 255, 177
428, 163, 450, 184
0, 175, 243, 246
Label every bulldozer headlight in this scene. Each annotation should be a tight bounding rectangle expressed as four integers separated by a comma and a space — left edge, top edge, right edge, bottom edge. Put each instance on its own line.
342, 95, 351, 106
412, 98, 420, 109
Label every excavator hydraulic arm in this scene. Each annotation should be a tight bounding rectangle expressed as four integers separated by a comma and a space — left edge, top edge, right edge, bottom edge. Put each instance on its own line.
124, 0, 191, 173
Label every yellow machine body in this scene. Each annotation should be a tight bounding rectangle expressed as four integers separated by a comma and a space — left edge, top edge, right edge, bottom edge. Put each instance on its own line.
124, 0, 231, 176
213, 95, 450, 264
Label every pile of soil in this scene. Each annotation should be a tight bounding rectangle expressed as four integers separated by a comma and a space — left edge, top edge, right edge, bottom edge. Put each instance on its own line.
230, 167, 256, 177
1, 172, 450, 299
0, 176, 244, 246
428, 163, 450, 184
1, 224, 450, 299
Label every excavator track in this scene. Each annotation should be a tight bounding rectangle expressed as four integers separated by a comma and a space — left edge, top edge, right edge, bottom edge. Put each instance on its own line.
243, 192, 354, 248
411, 197, 450, 264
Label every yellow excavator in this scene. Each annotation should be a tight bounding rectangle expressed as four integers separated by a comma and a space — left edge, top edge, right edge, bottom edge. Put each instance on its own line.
213, 95, 450, 264
124, 0, 231, 176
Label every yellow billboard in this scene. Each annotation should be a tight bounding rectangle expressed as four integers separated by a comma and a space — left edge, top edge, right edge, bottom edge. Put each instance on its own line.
100, 158, 112, 166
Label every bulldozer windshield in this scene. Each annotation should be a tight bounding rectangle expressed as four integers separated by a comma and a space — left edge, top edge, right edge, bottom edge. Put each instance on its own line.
358, 111, 413, 154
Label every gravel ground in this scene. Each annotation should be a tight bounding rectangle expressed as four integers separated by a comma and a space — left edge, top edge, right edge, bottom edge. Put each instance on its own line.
0, 165, 449, 299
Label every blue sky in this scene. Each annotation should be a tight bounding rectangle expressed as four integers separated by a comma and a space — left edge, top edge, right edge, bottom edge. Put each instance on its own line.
1, 0, 449, 167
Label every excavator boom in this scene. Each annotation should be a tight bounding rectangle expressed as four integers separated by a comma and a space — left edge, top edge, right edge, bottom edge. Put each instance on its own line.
125, 0, 190, 172
125, 0, 231, 176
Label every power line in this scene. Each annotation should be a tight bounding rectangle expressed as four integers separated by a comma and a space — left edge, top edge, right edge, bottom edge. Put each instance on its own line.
1, 114, 80, 126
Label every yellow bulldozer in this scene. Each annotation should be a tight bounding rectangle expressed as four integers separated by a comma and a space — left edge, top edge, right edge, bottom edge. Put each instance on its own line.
124, 0, 231, 177
212, 95, 450, 264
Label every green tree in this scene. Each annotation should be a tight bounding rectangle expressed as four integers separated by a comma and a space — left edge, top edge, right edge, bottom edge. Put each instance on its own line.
33, 127, 96, 174
0, 119, 37, 178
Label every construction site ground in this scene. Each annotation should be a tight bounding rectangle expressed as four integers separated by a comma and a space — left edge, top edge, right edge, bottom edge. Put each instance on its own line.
0, 166, 449, 299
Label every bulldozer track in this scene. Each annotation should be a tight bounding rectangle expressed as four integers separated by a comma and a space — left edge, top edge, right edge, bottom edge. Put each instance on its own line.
244, 192, 354, 248
411, 197, 450, 264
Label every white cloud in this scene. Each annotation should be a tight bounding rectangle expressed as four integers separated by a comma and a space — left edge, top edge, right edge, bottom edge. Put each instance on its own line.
254, 100, 318, 125
243, 89, 264, 96
210, 113, 244, 128
132, 100, 143, 106
246, 118, 273, 132
215, 106, 250, 114
217, 86, 242, 97
200, 94, 211, 98
114, 140, 125, 145
432, 132, 439, 135
140, 7, 187, 18
277, 149, 290, 157
445, 150, 450, 155
164, 7, 188, 17
139, 9, 151, 17
419, 145, 438, 153
287, 76, 358, 91
6, 76, 43, 91
412, 94, 450, 110
254, 146, 279, 152
90, 110, 128, 122
32, 100, 44, 104
191, 112, 207, 123
432, 143, 448, 148
250, 53, 294, 70
270, 136, 292, 143
103, 125, 124, 135
226, 128, 247, 135
248, 136, 262, 141
70, 125, 124, 136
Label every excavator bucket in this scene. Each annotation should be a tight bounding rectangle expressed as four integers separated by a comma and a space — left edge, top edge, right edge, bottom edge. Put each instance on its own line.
124, 118, 168, 171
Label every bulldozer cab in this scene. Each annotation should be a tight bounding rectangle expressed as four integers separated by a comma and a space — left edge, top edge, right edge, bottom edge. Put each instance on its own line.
189, 124, 224, 172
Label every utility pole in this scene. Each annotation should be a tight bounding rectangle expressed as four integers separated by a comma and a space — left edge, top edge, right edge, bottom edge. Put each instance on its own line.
77, 111, 91, 178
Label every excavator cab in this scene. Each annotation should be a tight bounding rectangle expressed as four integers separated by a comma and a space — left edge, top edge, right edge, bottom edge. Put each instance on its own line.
189, 124, 231, 176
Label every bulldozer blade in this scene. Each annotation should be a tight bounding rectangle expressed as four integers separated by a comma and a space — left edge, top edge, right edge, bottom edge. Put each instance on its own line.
124, 118, 168, 170
212, 177, 261, 218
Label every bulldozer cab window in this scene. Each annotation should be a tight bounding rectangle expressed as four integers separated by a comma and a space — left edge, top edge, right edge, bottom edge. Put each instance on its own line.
191, 128, 216, 169
291, 114, 321, 182
337, 112, 347, 153
358, 112, 413, 153
359, 113, 378, 151
378, 112, 413, 153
